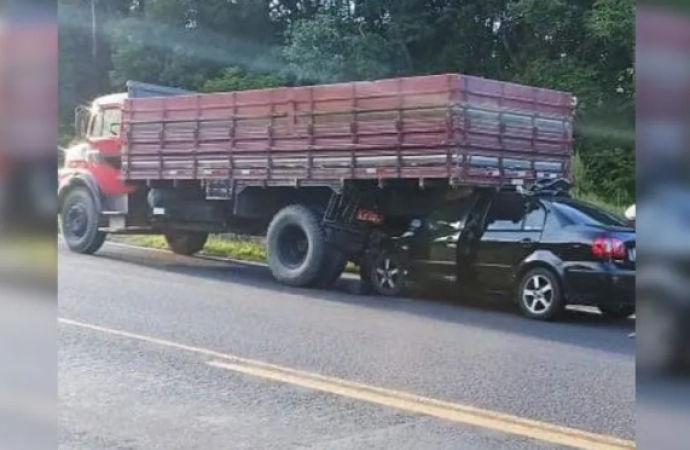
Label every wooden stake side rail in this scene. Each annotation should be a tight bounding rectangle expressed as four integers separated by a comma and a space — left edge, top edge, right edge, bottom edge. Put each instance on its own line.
122, 74, 574, 186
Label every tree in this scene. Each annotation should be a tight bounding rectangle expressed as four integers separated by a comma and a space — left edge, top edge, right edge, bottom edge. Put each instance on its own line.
58, 0, 132, 138
201, 68, 287, 93
108, 0, 281, 90
282, 11, 395, 83
58, 0, 635, 204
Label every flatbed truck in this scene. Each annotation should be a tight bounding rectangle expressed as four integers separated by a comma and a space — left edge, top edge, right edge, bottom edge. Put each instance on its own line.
59, 74, 575, 289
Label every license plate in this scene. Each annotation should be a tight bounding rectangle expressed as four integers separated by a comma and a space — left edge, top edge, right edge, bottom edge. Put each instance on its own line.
628, 248, 636, 262
356, 209, 384, 224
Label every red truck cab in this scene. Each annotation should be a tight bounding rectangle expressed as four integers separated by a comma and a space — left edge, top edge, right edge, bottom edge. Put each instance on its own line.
60, 82, 191, 203
59, 93, 128, 196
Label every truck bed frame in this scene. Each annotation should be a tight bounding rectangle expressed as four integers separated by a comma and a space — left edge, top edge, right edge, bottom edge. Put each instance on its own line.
121, 74, 575, 189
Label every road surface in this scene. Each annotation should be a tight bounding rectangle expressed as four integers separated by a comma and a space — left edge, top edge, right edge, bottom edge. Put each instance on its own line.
58, 240, 635, 450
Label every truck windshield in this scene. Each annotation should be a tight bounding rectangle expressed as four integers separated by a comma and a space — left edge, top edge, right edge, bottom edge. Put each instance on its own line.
553, 199, 628, 227
89, 108, 122, 138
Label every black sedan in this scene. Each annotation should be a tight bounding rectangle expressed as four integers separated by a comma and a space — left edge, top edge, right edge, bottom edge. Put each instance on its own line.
364, 187, 636, 321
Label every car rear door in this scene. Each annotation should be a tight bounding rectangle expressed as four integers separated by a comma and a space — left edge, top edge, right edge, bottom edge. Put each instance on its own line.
474, 193, 547, 292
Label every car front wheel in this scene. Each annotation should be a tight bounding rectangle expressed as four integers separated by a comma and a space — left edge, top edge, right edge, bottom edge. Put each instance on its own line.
369, 251, 407, 297
516, 268, 565, 320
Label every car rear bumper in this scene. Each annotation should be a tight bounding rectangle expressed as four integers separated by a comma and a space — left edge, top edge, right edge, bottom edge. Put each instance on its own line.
563, 263, 635, 306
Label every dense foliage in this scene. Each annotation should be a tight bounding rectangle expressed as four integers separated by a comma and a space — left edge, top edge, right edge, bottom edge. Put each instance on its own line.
59, 0, 634, 205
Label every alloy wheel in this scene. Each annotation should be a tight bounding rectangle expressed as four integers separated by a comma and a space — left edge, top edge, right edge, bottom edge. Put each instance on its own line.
374, 256, 401, 292
522, 274, 554, 315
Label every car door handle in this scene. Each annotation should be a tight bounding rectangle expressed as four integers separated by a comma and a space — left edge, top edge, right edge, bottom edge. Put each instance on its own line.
520, 238, 534, 246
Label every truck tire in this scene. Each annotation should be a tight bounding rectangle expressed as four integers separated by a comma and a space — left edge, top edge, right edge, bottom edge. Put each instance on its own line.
315, 253, 348, 288
164, 231, 208, 256
60, 187, 106, 254
266, 204, 330, 287
303, 204, 347, 288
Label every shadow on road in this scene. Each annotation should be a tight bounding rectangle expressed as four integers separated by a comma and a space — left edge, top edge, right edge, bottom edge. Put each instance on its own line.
91, 243, 635, 357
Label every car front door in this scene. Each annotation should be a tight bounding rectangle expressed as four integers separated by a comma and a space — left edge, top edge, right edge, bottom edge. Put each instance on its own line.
474, 194, 546, 292
417, 193, 477, 282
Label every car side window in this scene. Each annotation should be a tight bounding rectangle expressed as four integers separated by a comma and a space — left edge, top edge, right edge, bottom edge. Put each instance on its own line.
485, 194, 525, 231
522, 201, 546, 231
427, 196, 476, 233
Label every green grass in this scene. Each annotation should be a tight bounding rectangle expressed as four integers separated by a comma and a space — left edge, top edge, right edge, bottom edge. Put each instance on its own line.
122, 235, 267, 262
120, 234, 358, 273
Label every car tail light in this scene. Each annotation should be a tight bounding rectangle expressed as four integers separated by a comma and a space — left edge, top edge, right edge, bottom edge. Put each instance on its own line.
592, 236, 627, 260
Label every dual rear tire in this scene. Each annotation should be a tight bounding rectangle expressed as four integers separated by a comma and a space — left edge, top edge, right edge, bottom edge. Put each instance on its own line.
164, 231, 208, 256
266, 204, 346, 288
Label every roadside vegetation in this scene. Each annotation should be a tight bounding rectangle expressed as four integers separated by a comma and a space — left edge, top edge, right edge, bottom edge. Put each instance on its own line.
120, 235, 267, 263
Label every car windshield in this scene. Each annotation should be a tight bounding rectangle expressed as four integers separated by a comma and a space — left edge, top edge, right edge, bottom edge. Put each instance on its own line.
553, 199, 628, 227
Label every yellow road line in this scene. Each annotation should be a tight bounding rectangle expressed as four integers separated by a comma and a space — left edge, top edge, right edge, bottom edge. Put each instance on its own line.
59, 317, 635, 450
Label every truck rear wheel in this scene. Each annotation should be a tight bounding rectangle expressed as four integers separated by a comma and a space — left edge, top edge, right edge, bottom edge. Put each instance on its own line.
315, 253, 348, 288
266, 204, 330, 287
60, 187, 106, 254
164, 231, 208, 256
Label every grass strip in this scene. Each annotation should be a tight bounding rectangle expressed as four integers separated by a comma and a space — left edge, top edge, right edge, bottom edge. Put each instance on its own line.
119, 235, 359, 273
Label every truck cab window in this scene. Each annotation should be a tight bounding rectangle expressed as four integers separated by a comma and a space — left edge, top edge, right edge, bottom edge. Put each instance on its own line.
88, 111, 103, 138
88, 108, 121, 138
102, 108, 122, 136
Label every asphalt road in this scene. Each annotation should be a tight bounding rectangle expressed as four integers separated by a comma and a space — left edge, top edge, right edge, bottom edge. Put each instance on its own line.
58, 240, 635, 450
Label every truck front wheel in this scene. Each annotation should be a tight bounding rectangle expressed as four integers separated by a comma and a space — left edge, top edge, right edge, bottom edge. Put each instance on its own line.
266, 204, 330, 287
60, 187, 106, 254
164, 231, 208, 256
